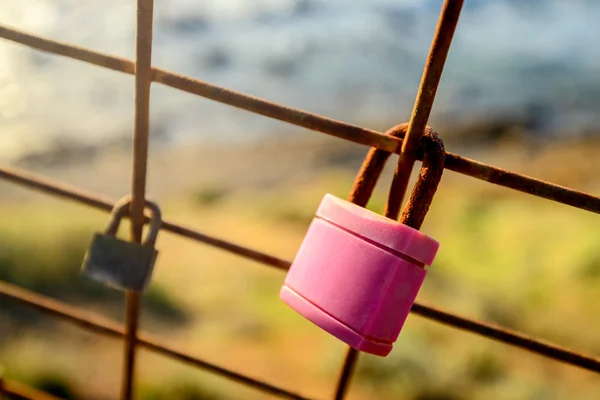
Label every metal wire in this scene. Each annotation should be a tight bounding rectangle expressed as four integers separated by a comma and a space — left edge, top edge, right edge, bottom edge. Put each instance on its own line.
1, 1, 600, 399
0, 24, 391, 152
1, 136, 600, 395
334, 2, 463, 397
0, 165, 291, 270
0, 379, 65, 400
1, 25, 598, 213
3, 252, 600, 381
2, 167, 600, 373
391, 0, 464, 209
0, 281, 311, 400
120, 1, 155, 399
334, 125, 413, 400
332, 349, 359, 400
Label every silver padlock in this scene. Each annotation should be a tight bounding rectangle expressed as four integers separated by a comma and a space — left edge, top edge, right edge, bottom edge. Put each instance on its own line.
81, 196, 162, 292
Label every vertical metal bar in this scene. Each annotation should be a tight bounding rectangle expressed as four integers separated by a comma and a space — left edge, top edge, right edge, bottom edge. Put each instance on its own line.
332, 1, 464, 399
387, 0, 464, 216
333, 348, 359, 400
121, 0, 154, 399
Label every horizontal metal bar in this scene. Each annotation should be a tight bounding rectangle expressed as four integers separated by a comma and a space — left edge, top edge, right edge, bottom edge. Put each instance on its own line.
444, 153, 600, 214
4, 265, 600, 379
1, 166, 600, 374
0, 166, 290, 271
0, 379, 64, 400
410, 303, 600, 372
0, 24, 394, 153
2, 20, 600, 378
0, 281, 311, 400
1, 24, 599, 213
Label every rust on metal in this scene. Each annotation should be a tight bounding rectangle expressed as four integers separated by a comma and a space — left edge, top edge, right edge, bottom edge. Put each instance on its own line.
3, 279, 600, 376
391, 0, 464, 205
338, 124, 412, 400
1, 0, 600, 398
443, 153, 600, 212
410, 302, 600, 372
332, 348, 359, 400
122, 0, 155, 398
348, 123, 409, 208
0, 379, 65, 400
2, 160, 600, 376
2, 162, 600, 375
397, 128, 446, 230
1, 26, 595, 213
0, 165, 291, 270
347, 122, 446, 226
337, 123, 446, 399
0, 281, 311, 400
0, 24, 395, 153
4, 241, 600, 381
335, 1, 463, 396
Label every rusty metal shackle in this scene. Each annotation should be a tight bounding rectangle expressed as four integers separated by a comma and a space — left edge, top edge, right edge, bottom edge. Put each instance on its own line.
348, 122, 445, 229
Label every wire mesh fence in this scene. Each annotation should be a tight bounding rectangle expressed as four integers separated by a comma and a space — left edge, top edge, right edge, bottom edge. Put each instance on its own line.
0, 0, 599, 399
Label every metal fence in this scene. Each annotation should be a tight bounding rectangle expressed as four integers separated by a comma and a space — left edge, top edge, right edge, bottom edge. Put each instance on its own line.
1, 0, 599, 399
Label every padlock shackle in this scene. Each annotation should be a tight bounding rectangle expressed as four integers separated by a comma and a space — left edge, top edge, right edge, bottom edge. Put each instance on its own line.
348, 123, 409, 209
348, 123, 445, 229
395, 128, 445, 230
105, 195, 163, 247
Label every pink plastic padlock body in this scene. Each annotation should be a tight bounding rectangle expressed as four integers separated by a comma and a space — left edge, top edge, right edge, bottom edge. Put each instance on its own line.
281, 194, 439, 356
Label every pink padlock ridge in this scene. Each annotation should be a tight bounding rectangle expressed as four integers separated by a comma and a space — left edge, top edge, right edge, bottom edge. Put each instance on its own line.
281, 194, 439, 356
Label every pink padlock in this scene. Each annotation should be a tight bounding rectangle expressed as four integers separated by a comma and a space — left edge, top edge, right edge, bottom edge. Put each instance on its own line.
281, 125, 445, 357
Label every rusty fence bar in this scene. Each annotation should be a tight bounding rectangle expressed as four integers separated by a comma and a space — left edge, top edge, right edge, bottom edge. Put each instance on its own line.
0, 23, 393, 153
119, 1, 155, 399
1, 168, 600, 375
1, 24, 599, 214
334, 1, 464, 398
0, 378, 65, 400
2, 158, 596, 267
3, 259, 600, 379
0, 165, 291, 270
1, 0, 600, 399
0, 281, 310, 400
391, 0, 464, 208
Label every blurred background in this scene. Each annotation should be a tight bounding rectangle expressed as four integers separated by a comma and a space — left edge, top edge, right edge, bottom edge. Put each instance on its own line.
1, 0, 600, 399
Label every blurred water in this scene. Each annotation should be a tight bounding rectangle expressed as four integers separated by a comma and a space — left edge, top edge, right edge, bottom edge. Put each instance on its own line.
0, 0, 599, 162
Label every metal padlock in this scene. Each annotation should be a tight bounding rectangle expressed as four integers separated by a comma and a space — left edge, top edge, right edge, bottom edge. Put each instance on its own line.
81, 196, 162, 292
281, 124, 445, 357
